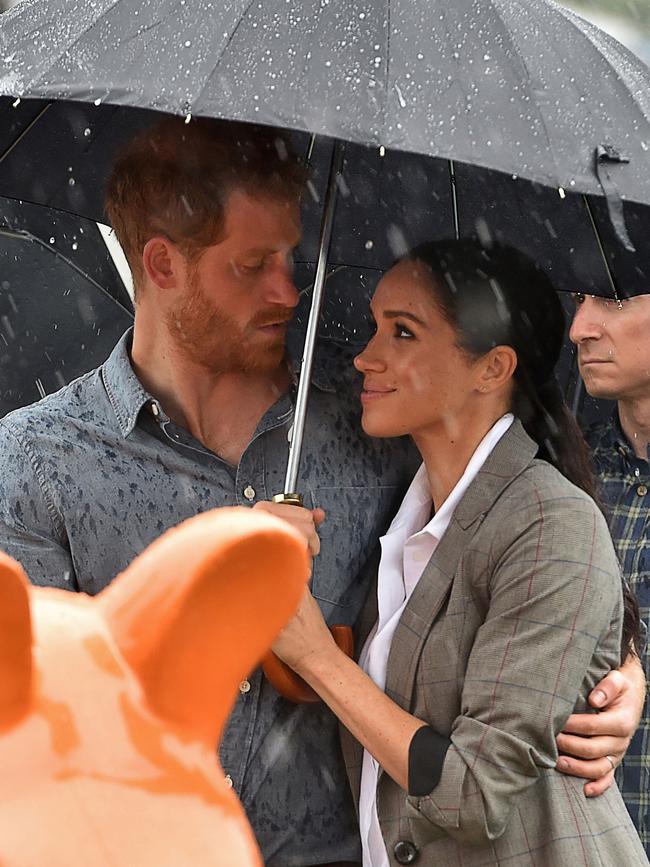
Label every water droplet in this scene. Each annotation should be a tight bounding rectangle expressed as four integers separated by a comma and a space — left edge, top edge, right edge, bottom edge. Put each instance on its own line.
68, 177, 75, 186
12, 97, 21, 108
71, 242, 78, 251
184, 40, 191, 47
93, 98, 101, 106
365, 240, 374, 250
83, 128, 91, 137
49, 237, 55, 244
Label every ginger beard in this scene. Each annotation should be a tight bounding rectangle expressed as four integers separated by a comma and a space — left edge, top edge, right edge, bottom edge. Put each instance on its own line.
165, 265, 293, 375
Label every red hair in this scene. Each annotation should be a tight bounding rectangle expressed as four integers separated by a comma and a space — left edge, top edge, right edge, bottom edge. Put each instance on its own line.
104, 116, 305, 294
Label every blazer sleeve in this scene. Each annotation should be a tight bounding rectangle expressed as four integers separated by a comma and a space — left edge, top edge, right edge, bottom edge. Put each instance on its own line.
405, 490, 622, 847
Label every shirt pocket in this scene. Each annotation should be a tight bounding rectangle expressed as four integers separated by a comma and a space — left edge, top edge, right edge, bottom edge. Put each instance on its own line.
305, 484, 400, 624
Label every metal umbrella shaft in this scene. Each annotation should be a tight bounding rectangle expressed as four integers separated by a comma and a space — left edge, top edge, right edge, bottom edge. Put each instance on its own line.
274, 139, 344, 505
265, 140, 353, 705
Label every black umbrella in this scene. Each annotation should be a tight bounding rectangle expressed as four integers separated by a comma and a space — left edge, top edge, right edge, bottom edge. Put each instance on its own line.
2, 0, 650, 207
0, 196, 133, 415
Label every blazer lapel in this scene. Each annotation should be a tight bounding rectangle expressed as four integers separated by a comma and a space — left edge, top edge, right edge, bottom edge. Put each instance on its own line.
383, 419, 538, 710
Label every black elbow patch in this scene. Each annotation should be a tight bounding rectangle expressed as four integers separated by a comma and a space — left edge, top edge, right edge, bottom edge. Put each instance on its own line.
408, 725, 451, 797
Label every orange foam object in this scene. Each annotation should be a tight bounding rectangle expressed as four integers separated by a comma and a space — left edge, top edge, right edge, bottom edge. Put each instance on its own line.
263, 625, 354, 703
0, 507, 310, 867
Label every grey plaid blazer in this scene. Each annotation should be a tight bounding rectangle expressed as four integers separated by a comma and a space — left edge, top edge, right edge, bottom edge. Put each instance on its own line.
341, 420, 648, 866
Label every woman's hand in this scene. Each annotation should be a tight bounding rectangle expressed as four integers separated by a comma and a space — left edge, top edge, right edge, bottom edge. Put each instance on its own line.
271, 587, 337, 676
253, 501, 325, 557
556, 655, 646, 796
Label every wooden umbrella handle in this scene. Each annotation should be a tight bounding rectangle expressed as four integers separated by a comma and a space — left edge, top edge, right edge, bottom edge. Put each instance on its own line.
262, 625, 354, 703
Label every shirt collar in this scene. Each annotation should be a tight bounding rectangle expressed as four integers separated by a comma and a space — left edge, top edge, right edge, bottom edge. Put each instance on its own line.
595, 410, 647, 466
101, 329, 151, 438
386, 413, 516, 543
101, 327, 350, 438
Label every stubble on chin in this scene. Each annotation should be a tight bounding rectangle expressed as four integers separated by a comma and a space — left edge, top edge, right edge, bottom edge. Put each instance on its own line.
165, 280, 288, 375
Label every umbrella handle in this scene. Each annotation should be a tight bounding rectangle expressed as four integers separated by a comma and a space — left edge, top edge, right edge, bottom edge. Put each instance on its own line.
262, 625, 354, 704
264, 490, 354, 702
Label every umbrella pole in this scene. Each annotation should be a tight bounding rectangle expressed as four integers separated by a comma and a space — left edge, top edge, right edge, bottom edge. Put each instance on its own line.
274, 139, 344, 505
264, 140, 351, 705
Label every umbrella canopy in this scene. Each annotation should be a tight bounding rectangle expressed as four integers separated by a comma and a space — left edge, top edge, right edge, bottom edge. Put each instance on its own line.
1, 96, 649, 301
1, 0, 650, 208
0, 196, 132, 415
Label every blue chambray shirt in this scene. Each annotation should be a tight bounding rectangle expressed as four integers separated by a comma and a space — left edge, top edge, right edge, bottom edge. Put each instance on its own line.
0, 327, 417, 866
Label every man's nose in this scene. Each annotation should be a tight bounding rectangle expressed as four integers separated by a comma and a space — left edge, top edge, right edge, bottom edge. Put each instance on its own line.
569, 298, 602, 344
264, 261, 299, 308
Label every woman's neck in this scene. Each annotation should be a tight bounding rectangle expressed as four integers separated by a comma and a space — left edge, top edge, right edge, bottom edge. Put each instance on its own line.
413, 407, 508, 512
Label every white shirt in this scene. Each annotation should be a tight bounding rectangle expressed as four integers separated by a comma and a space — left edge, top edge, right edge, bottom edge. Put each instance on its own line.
358, 414, 515, 867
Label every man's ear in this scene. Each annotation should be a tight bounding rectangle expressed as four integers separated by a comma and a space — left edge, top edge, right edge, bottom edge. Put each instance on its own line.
142, 237, 185, 291
477, 345, 518, 393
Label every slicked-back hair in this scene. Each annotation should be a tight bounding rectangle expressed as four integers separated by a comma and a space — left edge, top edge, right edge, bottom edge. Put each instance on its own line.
104, 116, 305, 296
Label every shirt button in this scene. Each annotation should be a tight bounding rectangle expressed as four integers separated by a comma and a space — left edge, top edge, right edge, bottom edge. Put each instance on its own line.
150, 402, 160, 418
637, 484, 648, 497
239, 679, 251, 694
225, 774, 234, 789
243, 485, 256, 501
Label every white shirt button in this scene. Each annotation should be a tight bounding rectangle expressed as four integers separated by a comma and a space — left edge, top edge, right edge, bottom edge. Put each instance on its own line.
637, 484, 647, 497
225, 774, 233, 789
239, 679, 251, 694
243, 485, 256, 501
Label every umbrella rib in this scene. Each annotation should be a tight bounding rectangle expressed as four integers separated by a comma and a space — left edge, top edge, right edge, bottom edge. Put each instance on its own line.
382, 0, 392, 139
489, 0, 562, 188
0, 225, 134, 317
186, 0, 259, 114
16, 0, 127, 95
554, 4, 650, 134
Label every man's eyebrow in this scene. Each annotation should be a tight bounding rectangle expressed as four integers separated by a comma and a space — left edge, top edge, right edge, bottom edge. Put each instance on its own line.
240, 239, 302, 257
382, 309, 426, 326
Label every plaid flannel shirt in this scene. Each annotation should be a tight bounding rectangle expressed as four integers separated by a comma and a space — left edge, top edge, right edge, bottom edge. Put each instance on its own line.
587, 413, 650, 854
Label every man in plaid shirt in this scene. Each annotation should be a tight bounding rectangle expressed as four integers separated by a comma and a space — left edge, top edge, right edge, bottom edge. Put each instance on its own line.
571, 291, 650, 853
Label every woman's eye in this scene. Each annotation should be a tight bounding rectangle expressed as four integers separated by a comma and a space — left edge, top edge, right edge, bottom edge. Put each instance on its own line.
395, 323, 414, 339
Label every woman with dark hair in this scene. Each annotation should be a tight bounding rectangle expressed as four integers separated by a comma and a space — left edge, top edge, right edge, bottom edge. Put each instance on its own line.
271, 239, 646, 866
